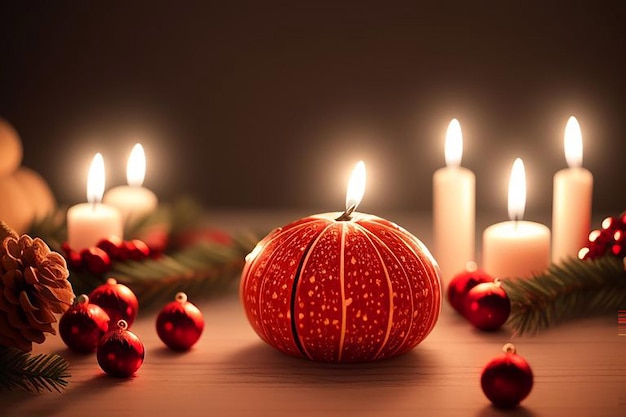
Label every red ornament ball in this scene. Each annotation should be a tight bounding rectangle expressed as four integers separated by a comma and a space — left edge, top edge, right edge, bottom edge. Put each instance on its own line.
89, 278, 139, 328
481, 343, 534, 408
59, 294, 110, 353
240, 212, 442, 362
156, 292, 205, 350
447, 263, 494, 314
464, 281, 510, 331
97, 319, 145, 378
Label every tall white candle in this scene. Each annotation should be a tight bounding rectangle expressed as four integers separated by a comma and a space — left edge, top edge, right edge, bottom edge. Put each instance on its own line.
433, 119, 475, 283
103, 143, 158, 224
67, 154, 123, 250
552, 116, 593, 263
483, 158, 551, 279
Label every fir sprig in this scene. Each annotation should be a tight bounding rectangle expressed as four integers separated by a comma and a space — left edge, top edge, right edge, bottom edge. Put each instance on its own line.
501, 256, 626, 336
0, 346, 70, 393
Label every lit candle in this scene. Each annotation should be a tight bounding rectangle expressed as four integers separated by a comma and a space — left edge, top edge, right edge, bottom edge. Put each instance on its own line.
551, 116, 593, 262
67, 153, 123, 250
433, 119, 476, 283
240, 161, 442, 362
103, 143, 158, 224
482, 158, 551, 278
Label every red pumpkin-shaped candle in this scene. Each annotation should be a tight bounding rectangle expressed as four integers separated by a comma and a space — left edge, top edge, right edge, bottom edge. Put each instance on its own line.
240, 162, 442, 362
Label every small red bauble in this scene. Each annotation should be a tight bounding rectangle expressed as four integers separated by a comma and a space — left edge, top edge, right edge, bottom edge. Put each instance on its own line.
59, 294, 110, 353
89, 278, 139, 328
240, 211, 442, 362
481, 343, 534, 408
97, 319, 145, 378
156, 292, 205, 351
447, 263, 494, 314
464, 281, 510, 331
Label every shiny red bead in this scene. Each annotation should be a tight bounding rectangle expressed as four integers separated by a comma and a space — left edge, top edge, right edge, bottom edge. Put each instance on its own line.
59, 294, 110, 353
156, 292, 204, 351
89, 278, 139, 328
97, 320, 145, 378
481, 343, 533, 408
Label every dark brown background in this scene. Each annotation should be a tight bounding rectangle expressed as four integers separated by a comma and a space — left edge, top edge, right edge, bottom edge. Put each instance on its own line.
1, 1, 625, 219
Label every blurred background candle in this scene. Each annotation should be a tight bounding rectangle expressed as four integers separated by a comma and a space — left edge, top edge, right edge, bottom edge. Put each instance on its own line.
551, 116, 593, 263
482, 158, 550, 279
67, 153, 123, 250
103, 143, 158, 224
433, 119, 475, 284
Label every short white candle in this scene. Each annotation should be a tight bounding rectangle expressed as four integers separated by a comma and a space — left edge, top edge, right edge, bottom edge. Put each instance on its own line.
433, 119, 475, 283
482, 158, 551, 279
67, 153, 123, 250
551, 116, 593, 263
103, 143, 158, 224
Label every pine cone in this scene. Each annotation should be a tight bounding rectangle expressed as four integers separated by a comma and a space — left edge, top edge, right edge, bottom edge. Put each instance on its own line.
0, 222, 74, 351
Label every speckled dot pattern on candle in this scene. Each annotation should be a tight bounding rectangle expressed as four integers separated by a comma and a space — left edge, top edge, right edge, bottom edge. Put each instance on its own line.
240, 212, 442, 363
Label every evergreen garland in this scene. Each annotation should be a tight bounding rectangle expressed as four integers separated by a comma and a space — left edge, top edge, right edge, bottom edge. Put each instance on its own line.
501, 256, 626, 336
0, 346, 70, 393
28, 199, 262, 309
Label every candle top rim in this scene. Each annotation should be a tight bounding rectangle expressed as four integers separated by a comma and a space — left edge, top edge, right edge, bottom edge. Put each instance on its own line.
485, 220, 550, 236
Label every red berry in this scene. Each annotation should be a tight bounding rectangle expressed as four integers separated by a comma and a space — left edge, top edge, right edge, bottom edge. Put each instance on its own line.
80, 247, 111, 275
124, 239, 151, 261
97, 237, 126, 261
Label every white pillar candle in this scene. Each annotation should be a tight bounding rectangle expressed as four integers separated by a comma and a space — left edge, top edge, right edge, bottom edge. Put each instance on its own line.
103, 143, 158, 224
433, 119, 476, 283
483, 158, 551, 279
67, 153, 123, 250
551, 116, 593, 263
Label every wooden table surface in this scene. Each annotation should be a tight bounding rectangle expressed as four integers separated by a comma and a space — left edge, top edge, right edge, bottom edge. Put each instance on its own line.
2, 210, 625, 417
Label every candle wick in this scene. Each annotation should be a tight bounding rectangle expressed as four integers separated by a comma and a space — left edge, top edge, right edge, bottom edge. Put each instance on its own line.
513, 215, 520, 231
335, 203, 357, 221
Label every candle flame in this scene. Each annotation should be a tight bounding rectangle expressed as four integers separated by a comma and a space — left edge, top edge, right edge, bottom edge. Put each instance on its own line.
445, 118, 463, 167
564, 116, 583, 168
87, 153, 105, 205
507, 158, 526, 221
127, 143, 147, 186
345, 160, 366, 213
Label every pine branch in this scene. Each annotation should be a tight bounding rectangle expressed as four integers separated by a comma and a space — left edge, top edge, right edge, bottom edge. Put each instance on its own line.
68, 231, 260, 309
501, 256, 626, 336
0, 346, 70, 393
